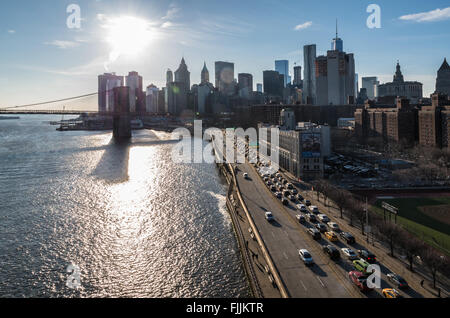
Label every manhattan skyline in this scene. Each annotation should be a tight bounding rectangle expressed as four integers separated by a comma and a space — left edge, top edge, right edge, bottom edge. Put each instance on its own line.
1, 0, 450, 108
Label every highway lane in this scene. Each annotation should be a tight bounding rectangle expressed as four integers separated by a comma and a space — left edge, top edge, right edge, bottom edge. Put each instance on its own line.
236, 163, 360, 298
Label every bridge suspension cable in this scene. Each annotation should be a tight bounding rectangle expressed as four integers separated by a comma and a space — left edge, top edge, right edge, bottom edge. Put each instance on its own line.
3, 92, 99, 109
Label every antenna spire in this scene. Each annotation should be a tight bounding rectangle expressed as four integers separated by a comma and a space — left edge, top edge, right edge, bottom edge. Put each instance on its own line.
336, 19, 338, 39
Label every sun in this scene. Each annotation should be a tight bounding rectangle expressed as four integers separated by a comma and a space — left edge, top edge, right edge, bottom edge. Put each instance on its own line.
104, 16, 154, 63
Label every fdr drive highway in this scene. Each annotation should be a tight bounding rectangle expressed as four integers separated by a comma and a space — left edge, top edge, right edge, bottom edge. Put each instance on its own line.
234, 162, 362, 298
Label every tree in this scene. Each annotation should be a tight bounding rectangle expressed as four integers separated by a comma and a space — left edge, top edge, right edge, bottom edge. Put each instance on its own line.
421, 248, 446, 289
376, 221, 402, 257
398, 231, 424, 272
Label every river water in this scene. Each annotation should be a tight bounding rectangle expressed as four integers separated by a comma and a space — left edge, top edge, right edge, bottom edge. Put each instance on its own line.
0, 115, 249, 298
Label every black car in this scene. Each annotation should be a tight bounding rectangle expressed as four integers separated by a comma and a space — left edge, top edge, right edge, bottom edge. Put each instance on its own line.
307, 214, 317, 223
282, 198, 289, 206
315, 223, 327, 233
358, 249, 377, 264
305, 200, 311, 206
296, 194, 304, 202
308, 228, 321, 240
387, 273, 409, 289
340, 232, 356, 244
323, 245, 340, 260
292, 188, 298, 195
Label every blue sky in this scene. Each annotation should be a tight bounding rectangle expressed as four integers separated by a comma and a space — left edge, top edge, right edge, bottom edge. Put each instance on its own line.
0, 0, 450, 109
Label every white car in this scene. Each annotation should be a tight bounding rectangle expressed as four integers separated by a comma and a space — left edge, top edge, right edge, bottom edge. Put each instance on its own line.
327, 222, 340, 231
265, 212, 274, 222
299, 249, 314, 266
341, 248, 358, 260
296, 204, 307, 213
309, 206, 319, 214
243, 173, 249, 179
318, 214, 330, 223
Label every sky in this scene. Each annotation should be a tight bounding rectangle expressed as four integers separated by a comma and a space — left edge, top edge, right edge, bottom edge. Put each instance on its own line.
0, 0, 450, 110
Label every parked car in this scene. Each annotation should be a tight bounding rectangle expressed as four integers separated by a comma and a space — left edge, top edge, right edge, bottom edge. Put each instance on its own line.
358, 250, 377, 264
307, 213, 317, 223
349, 271, 373, 292
296, 215, 306, 223
275, 192, 282, 199
327, 222, 340, 232
297, 204, 307, 213
387, 273, 409, 289
315, 223, 327, 233
353, 259, 374, 275
382, 288, 403, 298
270, 186, 277, 192
325, 231, 338, 242
283, 190, 291, 197
341, 248, 358, 260
318, 214, 330, 223
265, 212, 274, 222
299, 249, 314, 266
340, 232, 356, 244
305, 200, 312, 206
323, 245, 340, 260
309, 206, 320, 214
308, 228, 321, 240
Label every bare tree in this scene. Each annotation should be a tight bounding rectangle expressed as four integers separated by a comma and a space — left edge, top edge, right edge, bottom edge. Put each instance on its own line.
376, 221, 402, 257
421, 248, 446, 289
399, 231, 424, 272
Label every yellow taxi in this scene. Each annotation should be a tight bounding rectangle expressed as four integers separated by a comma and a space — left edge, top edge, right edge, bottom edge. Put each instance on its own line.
382, 288, 402, 298
325, 231, 338, 242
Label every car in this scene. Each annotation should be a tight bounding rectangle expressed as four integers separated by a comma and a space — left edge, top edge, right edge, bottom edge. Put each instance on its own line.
327, 222, 340, 232
309, 206, 320, 214
283, 190, 291, 197
263, 176, 268, 182
270, 185, 277, 192
296, 194, 304, 202
297, 204, 307, 213
387, 273, 409, 289
299, 249, 314, 266
349, 271, 373, 292
282, 179, 288, 185
282, 198, 289, 206
265, 212, 274, 222
323, 245, 340, 260
305, 200, 311, 206
292, 188, 298, 195
287, 183, 293, 189
266, 181, 273, 186
318, 214, 330, 223
275, 192, 282, 199
353, 259, 374, 275
244, 173, 249, 179
382, 288, 403, 298
308, 228, 321, 240
307, 213, 317, 223
358, 250, 377, 264
325, 231, 338, 242
340, 232, 356, 244
296, 215, 306, 223
289, 195, 297, 202
315, 223, 327, 233
341, 248, 358, 260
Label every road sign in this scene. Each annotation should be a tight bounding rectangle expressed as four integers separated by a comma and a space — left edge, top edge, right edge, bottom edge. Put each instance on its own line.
382, 202, 398, 215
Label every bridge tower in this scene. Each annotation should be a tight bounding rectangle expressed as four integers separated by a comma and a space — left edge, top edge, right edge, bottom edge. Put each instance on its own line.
112, 86, 131, 139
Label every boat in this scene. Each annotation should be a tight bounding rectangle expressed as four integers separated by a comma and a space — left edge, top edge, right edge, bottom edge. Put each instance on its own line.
0, 116, 20, 120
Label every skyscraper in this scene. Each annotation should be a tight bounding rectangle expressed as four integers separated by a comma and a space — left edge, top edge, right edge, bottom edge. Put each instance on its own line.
215, 61, 235, 95
174, 57, 191, 91
263, 70, 283, 97
166, 69, 173, 86
293, 65, 302, 87
275, 60, 289, 87
98, 73, 124, 112
106, 77, 122, 112
257, 83, 263, 93
436, 58, 450, 96
331, 20, 343, 52
146, 84, 159, 113
125, 71, 143, 113
201, 62, 210, 84
362, 76, 379, 100
238, 73, 253, 98
303, 44, 317, 104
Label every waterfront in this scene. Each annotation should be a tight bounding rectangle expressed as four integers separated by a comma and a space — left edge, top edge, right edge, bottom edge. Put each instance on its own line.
0, 115, 249, 298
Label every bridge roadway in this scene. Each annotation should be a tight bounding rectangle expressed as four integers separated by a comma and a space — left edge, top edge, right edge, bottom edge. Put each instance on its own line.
235, 162, 362, 298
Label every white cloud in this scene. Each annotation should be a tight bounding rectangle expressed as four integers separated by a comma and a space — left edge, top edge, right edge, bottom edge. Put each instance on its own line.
399, 7, 450, 22
294, 21, 312, 31
7, 30, 15, 34
163, 3, 180, 20
45, 40, 80, 49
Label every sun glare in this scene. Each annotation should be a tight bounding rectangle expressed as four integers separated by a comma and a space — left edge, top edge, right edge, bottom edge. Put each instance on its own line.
104, 16, 154, 64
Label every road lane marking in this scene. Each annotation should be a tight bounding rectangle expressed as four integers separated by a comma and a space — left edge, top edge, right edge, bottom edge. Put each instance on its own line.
283, 252, 289, 260
316, 276, 325, 287
300, 280, 307, 291
271, 231, 275, 238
